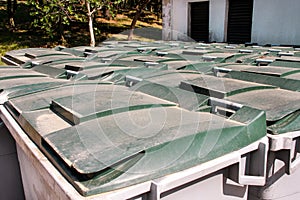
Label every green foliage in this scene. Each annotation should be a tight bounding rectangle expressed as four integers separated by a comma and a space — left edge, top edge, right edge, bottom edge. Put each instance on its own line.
27, 0, 124, 39
27, 0, 79, 38
118, 0, 161, 12
0, 0, 162, 59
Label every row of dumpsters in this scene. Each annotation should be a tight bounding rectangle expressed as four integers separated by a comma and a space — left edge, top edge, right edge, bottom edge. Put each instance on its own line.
1, 40, 300, 199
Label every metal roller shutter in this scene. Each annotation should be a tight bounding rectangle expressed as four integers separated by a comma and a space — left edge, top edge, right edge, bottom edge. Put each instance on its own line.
227, 0, 253, 43
190, 1, 209, 42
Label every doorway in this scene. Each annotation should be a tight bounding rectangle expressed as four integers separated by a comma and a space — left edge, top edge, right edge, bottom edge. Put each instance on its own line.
190, 1, 210, 42
227, 0, 253, 43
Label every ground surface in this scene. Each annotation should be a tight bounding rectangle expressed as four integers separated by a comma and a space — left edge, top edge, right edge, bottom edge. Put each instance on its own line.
0, 2, 162, 64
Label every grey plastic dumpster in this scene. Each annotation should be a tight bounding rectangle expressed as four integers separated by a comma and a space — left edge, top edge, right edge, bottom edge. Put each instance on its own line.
179, 74, 276, 99
179, 77, 300, 132
215, 65, 300, 78
8, 42, 300, 199
276, 56, 300, 63
284, 72, 300, 80
270, 60, 300, 68
227, 88, 300, 200
1, 48, 76, 66
180, 75, 300, 200
22, 55, 86, 68
137, 70, 203, 88
118, 54, 182, 63
0, 67, 68, 94
0, 62, 67, 79
248, 125, 300, 200
0, 70, 268, 200
224, 78, 300, 200
213, 66, 300, 92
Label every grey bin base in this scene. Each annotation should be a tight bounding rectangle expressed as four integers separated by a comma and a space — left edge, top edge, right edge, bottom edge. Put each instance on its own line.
16, 145, 250, 200
0, 106, 82, 200
0, 121, 24, 200
16, 145, 63, 199
249, 152, 300, 200
147, 170, 248, 200
18, 144, 250, 200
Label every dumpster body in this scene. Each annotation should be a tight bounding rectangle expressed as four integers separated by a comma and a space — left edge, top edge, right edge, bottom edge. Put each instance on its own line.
0, 103, 268, 199
3, 41, 300, 199
3, 80, 268, 195
249, 131, 300, 200
0, 68, 268, 199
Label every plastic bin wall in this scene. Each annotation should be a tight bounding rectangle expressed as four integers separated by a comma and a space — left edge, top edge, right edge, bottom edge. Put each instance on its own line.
0, 120, 24, 199
248, 133, 300, 200
249, 154, 300, 200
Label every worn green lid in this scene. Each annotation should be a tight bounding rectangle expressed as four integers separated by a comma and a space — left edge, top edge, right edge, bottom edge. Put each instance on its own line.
180, 75, 276, 98
226, 88, 300, 122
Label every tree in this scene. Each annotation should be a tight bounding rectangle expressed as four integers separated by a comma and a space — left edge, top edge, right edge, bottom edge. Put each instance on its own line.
28, 0, 161, 45
83, 0, 122, 47
28, 0, 78, 42
28, 0, 122, 46
85, 1, 96, 47
127, 0, 161, 40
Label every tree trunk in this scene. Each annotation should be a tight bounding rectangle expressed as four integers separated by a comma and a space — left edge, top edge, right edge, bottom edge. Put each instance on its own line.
58, 18, 66, 44
128, 0, 151, 41
103, 6, 111, 20
85, 1, 96, 47
7, 0, 17, 29
128, 12, 140, 41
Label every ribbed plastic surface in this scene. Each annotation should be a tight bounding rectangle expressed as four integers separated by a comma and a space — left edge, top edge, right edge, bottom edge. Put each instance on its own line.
2, 41, 300, 196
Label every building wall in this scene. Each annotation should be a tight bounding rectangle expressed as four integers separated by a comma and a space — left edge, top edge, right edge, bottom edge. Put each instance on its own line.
251, 0, 300, 45
209, 0, 227, 42
162, 0, 173, 41
163, 0, 300, 45
163, 0, 227, 42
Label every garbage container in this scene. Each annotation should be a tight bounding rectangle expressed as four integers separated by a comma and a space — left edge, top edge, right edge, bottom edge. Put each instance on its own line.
178, 71, 300, 200
0, 69, 268, 199
215, 64, 300, 78
213, 65, 300, 92
232, 88, 300, 200
7, 42, 300, 200
269, 55, 300, 69
0, 67, 68, 94
179, 74, 276, 99
1, 48, 76, 66
248, 127, 300, 200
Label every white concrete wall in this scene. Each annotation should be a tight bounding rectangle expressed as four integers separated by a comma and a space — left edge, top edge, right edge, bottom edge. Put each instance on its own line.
209, 0, 227, 42
164, 0, 300, 45
162, 0, 173, 41
251, 0, 300, 45
169, 0, 227, 42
